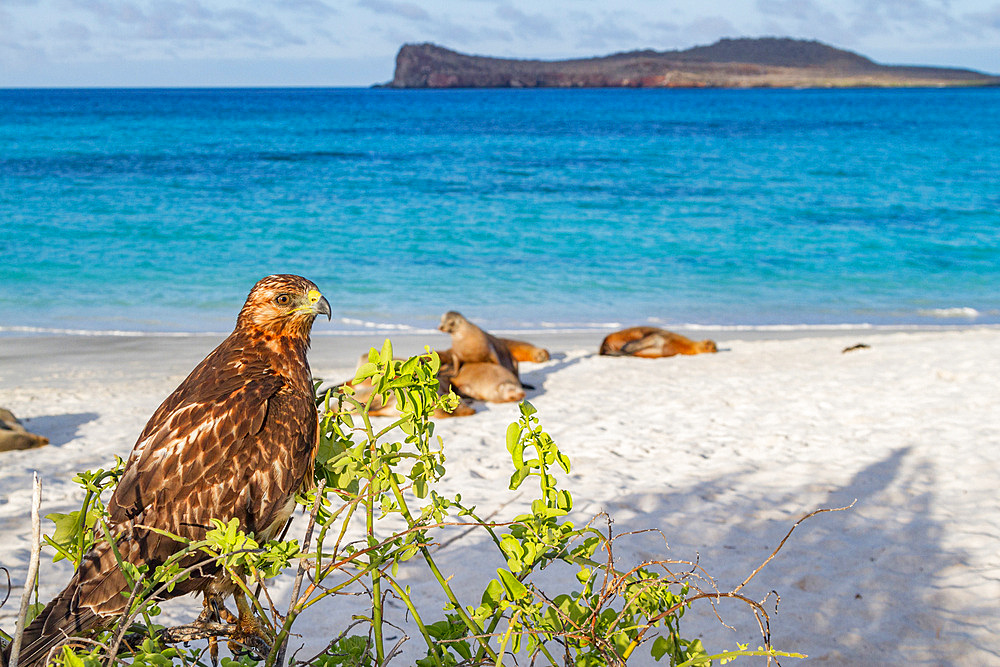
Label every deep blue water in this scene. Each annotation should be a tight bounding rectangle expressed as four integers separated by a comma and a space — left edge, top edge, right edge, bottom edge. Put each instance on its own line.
2, 87, 999, 335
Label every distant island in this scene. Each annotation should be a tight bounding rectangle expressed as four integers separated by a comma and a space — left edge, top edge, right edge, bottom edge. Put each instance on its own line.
382, 37, 999, 89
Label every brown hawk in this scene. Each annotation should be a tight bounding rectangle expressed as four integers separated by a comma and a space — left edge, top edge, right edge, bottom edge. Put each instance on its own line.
4, 274, 330, 667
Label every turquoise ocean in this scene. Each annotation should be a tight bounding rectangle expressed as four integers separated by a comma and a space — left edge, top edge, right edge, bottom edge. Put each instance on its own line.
2, 87, 999, 336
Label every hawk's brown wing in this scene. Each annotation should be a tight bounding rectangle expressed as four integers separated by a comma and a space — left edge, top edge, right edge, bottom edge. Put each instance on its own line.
107, 361, 299, 542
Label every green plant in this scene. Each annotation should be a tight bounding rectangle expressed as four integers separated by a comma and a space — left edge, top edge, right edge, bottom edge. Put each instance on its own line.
9, 342, 824, 666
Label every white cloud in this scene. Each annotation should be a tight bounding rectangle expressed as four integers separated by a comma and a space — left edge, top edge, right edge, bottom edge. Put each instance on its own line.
272, 0, 337, 17
357, 0, 430, 22
51, 20, 92, 40
567, 10, 640, 50
494, 4, 558, 40
964, 2, 1000, 30
2, 0, 999, 85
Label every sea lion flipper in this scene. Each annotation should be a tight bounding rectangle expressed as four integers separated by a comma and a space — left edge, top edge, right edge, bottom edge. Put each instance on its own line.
619, 334, 664, 355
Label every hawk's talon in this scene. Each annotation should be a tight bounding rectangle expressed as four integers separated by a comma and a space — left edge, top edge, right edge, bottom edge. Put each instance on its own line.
226, 590, 273, 661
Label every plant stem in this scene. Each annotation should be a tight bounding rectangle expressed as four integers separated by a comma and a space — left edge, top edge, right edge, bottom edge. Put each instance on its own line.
76, 489, 92, 568
383, 466, 499, 663
358, 405, 386, 665
494, 610, 521, 667
368, 496, 385, 664
382, 575, 444, 667
534, 635, 561, 665
268, 480, 326, 667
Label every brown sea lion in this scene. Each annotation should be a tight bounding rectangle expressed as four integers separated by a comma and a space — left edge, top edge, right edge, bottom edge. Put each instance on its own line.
432, 349, 479, 414
339, 351, 475, 418
449, 362, 525, 403
499, 337, 550, 363
599, 326, 717, 358
0, 407, 49, 452
438, 311, 519, 377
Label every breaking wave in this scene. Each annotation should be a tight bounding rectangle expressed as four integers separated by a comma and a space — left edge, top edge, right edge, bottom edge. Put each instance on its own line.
916, 307, 980, 319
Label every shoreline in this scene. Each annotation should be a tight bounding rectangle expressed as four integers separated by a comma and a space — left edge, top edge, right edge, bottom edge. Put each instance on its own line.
2, 324, 998, 390
3, 321, 995, 337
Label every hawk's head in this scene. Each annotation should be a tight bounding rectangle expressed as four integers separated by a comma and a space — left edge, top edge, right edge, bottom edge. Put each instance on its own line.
238, 274, 331, 338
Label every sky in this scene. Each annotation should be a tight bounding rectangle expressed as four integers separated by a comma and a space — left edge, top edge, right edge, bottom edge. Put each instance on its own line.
2, 0, 999, 87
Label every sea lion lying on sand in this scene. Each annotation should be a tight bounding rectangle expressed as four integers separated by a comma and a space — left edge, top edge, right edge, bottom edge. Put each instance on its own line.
338, 351, 475, 418
500, 337, 550, 363
599, 326, 717, 358
0, 407, 49, 452
438, 311, 519, 377
449, 363, 525, 403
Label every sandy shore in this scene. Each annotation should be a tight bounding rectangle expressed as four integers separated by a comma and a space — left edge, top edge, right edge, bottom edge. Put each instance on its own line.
1, 327, 999, 665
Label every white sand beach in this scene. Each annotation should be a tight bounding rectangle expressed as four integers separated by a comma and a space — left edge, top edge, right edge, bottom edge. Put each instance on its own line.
2, 327, 999, 665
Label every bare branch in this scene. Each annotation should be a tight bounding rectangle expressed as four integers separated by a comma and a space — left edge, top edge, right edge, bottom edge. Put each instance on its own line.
105, 575, 146, 664
273, 479, 326, 666
1, 566, 11, 610
10, 473, 43, 667
290, 620, 370, 666
159, 621, 238, 643
733, 501, 856, 594
44, 634, 112, 667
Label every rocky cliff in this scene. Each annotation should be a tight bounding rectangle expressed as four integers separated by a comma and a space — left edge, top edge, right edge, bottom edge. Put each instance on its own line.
384, 38, 998, 89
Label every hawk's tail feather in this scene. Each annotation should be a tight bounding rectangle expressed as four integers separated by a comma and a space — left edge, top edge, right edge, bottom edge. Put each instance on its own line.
2, 578, 104, 667
3, 540, 130, 667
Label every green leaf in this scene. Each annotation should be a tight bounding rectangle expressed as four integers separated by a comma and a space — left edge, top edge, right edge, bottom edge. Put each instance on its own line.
481, 578, 504, 608
398, 356, 415, 375
612, 631, 632, 655
353, 362, 377, 383
555, 451, 571, 474
508, 466, 530, 491
651, 636, 671, 661
61, 647, 85, 667
24, 601, 44, 626
556, 489, 573, 512
505, 423, 522, 456
496, 568, 527, 599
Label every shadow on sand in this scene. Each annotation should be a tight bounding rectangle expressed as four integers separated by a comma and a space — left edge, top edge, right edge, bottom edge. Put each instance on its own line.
21, 412, 99, 447
519, 352, 588, 395
595, 447, 990, 664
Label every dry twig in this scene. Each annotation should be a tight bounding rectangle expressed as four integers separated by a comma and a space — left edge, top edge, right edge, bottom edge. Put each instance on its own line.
10, 473, 43, 667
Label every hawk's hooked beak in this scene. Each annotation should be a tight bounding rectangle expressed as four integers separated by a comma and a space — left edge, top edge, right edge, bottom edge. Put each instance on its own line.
308, 290, 332, 321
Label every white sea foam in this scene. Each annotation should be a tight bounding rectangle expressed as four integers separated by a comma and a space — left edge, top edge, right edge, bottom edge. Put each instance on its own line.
336, 318, 424, 331
536, 321, 623, 331
916, 307, 981, 319
0, 325, 222, 337
678, 323, 877, 331
5, 319, 998, 340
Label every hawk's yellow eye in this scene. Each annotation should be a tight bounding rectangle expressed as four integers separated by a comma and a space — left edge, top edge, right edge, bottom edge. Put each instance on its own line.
276, 294, 291, 306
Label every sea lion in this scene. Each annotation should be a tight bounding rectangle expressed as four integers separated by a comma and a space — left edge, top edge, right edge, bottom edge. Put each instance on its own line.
339, 351, 475, 418
599, 326, 717, 358
449, 362, 525, 403
500, 337, 550, 363
432, 350, 478, 416
0, 407, 49, 452
438, 311, 519, 377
